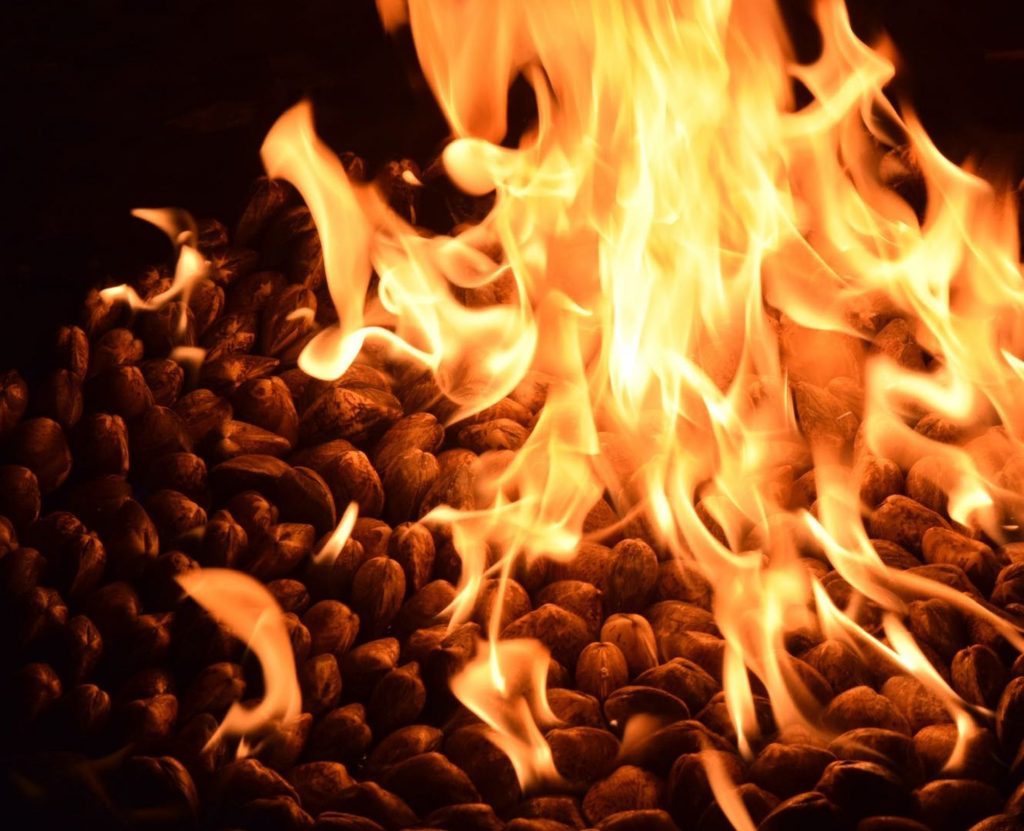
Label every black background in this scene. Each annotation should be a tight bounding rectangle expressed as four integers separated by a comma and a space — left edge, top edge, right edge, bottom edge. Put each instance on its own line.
1, 0, 1022, 368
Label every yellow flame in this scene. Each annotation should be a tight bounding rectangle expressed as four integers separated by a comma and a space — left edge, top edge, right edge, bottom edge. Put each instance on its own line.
102, 209, 209, 321
96, 0, 1024, 803
257, 0, 1024, 789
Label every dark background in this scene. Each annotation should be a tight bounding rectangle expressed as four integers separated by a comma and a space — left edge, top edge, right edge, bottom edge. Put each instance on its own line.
1, 0, 1022, 368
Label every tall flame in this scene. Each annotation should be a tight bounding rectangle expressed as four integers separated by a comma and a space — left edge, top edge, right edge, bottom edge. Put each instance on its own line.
251, 0, 1024, 813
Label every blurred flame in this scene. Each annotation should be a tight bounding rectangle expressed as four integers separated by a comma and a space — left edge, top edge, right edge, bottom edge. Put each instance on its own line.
315, 501, 360, 565
176, 569, 301, 748
102, 208, 208, 315
315, 499, 364, 573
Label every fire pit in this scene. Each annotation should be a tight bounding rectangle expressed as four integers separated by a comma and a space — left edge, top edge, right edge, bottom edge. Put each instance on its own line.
3, 1, 1024, 829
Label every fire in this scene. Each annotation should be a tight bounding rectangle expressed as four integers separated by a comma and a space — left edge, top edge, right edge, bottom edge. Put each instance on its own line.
259, 0, 1024, 798
112, 0, 1024, 822
176, 569, 302, 747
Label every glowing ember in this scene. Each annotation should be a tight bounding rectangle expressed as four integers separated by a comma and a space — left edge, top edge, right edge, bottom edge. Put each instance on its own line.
108, 0, 1024, 823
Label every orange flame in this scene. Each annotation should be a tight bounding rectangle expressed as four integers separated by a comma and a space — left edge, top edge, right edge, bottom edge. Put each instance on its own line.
102, 208, 209, 321
101, 207, 211, 369
176, 569, 302, 748
449, 638, 561, 787
314, 501, 361, 565
257, 0, 1024, 791
121, 0, 1024, 812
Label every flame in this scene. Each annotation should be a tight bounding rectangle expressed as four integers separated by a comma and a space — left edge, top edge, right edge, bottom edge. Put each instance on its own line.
449, 638, 561, 787
256, 0, 1024, 794
176, 569, 301, 748
101, 207, 211, 363
314, 501, 361, 565
119, 0, 1024, 816
102, 208, 208, 315
706, 748, 758, 831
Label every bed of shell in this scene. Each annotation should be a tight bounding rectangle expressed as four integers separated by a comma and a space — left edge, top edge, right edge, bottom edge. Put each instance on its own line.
2, 167, 1024, 831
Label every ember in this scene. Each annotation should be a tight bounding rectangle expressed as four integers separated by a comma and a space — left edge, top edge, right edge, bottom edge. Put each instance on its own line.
3, 0, 1024, 829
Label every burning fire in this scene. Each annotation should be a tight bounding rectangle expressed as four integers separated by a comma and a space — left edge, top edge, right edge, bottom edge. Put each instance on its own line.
113, 0, 1024, 824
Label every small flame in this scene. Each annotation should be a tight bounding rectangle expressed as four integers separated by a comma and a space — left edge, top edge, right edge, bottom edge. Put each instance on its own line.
883, 615, 984, 768
286, 307, 317, 324
176, 569, 301, 747
102, 209, 210, 323
169, 345, 207, 374
705, 749, 758, 831
449, 638, 562, 786
315, 501, 360, 565
100, 207, 213, 368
